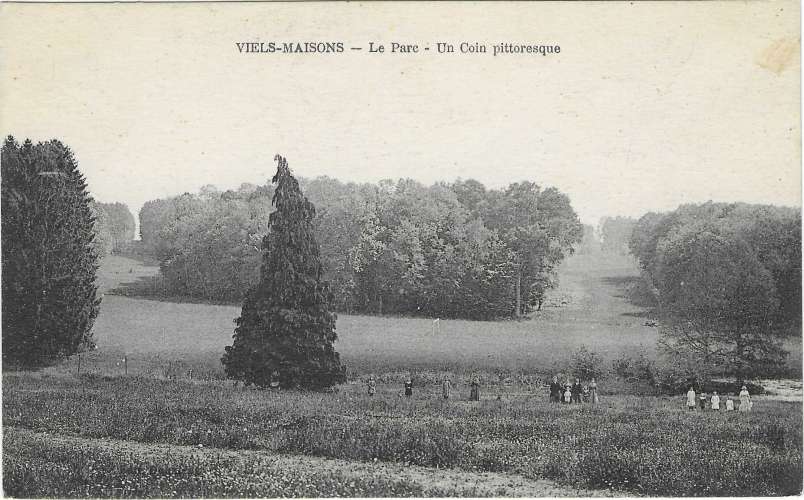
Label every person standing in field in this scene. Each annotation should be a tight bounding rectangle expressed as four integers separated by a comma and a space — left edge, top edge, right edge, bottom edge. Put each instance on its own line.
589, 378, 599, 404
739, 385, 752, 412
470, 376, 480, 401
699, 391, 707, 411
442, 378, 452, 400
711, 391, 720, 411
404, 377, 413, 398
563, 384, 572, 404
686, 387, 696, 410
549, 376, 562, 403
571, 378, 583, 404
725, 395, 735, 411
367, 375, 376, 396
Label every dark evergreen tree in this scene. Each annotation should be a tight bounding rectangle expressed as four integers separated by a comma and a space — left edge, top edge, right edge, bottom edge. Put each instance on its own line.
1, 136, 101, 366
221, 155, 346, 389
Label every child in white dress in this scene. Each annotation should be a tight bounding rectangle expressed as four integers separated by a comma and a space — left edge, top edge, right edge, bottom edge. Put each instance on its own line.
725, 396, 734, 411
711, 391, 720, 411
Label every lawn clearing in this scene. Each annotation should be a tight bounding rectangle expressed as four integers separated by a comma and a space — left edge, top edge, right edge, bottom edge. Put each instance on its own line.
87, 253, 663, 380
85, 252, 800, 380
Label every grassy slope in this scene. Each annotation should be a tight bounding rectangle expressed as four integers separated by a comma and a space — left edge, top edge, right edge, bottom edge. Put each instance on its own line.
3, 373, 801, 497
6, 427, 614, 498
4, 253, 801, 497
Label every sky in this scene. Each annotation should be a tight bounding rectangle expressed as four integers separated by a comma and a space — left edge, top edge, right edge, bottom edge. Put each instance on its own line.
0, 1, 800, 227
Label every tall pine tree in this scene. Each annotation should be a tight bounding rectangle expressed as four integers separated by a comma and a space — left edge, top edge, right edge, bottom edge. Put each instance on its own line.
2, 136, 101, 366
222, 155, 345, 389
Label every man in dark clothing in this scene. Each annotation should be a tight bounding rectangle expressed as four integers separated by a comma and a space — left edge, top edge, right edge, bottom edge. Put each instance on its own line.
571, 378, 583, 403
549, 376, 562, 403
470, 376, 480, 401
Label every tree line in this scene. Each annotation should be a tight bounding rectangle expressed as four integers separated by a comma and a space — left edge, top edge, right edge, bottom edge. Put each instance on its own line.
598, 216, 636, 255
138, 176, 584, 320
89, 201, 136, 257
628, 201, 801, 381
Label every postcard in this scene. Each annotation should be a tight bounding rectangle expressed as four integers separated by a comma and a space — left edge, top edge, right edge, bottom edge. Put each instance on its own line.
1, 1, 801, 497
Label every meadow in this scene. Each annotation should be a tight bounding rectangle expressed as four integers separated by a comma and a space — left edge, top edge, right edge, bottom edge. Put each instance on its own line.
3, 373, 801, 497
73, 252, 801, 382
3, 251, 802, 497
85, 252, 665, 382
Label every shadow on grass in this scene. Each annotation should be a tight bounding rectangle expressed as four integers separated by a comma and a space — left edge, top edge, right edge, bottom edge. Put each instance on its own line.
108, 276, 241, 307
621, 310, 653, 319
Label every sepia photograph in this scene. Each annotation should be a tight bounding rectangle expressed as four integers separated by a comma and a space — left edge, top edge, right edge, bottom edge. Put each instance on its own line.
0, 1, 801, 497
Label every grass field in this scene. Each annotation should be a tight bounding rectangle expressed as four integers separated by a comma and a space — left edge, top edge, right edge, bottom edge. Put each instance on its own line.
3, 373, 801, 497
4, 251, 802, 497
85, 252, 667, 381
81, 252, 801, 382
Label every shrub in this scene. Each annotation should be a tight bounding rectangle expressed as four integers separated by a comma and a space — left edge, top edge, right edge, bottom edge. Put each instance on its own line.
612, 349, 656, 385
570, 345, 605, 380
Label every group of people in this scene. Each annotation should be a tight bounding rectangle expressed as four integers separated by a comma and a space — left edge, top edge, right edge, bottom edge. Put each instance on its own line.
365, 375, 483, 401
366, 374, 602, 403
549, 376, 600, 404
686, 385, 753, 412
367, 376, 757, 413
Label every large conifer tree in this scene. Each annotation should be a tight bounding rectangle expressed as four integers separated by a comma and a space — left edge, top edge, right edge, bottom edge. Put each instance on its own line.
2, 136, 101, 365
222, 155, 345, 389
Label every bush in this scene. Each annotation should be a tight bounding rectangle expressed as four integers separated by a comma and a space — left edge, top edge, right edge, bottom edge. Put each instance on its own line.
612, 349, 656, 385
570, 345, 605, 380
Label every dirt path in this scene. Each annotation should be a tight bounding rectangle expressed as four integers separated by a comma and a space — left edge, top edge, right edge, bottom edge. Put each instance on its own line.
6, 427, 623, 497
544, 252, 652, 324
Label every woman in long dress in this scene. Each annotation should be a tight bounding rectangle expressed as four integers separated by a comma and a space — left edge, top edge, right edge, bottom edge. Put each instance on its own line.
739, 385, 752, 412
686, 387, 696, 410
589, 378, 599, 404
367, 375, 376, 396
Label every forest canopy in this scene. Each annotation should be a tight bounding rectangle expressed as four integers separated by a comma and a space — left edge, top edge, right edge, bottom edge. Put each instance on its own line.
138, 176, 583, 320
